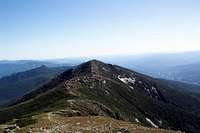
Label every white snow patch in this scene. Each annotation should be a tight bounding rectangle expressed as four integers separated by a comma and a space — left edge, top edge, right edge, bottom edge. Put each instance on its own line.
103, 80, 106, 84
138, 81, 142, 84
146, 118, 158, 128
135, 118, 140, 123
118, 75, 136, 84
152, 86, 158, 94
152, 86, 157, 91
145, 88, 150, 94
129, 86, 134, 90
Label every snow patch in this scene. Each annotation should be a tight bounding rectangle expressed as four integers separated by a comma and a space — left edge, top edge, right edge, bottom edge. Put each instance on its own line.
146, 118, 158, 128
118, 75, 136, 84
152, 86, 158, 94
129, 86, 134, 90
135, 118, 140, 123
103, 80, 106, 84
152, 86, 157, 91
145, 88, 150, 94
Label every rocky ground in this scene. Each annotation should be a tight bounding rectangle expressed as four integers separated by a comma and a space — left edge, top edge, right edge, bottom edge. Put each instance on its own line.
0, 112, 183, 133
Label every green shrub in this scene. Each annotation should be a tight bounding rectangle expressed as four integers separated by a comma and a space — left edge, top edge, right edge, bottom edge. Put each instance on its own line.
16, 117, 37, 127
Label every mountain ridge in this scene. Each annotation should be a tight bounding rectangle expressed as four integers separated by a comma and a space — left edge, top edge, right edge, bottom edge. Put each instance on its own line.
0, 60, 200, 133
0, 65, 70, 104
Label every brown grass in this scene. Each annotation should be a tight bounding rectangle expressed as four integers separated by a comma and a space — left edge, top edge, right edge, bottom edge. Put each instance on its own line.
0, 112, 183, 133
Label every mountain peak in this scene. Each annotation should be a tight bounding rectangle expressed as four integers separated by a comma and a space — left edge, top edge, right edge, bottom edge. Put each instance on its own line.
38, 65, 48, 69
87, 59, 103, 63
73, 59, 110, 76
85, 59, 107, 68
88, 59, 107, 74
28, 65, 49, 73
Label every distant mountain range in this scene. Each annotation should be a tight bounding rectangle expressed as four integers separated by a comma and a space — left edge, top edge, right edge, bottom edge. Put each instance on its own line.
0, 60, 72, 78
0, 65, 71, 105
98, 51, 200, 85
1, 60, 200, 133
1, 51, 200, 86
157, 62, 200, 85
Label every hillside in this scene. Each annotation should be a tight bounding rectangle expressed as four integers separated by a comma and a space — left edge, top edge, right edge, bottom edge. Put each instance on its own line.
0, 60, 200, 133
0, 65, 70, 104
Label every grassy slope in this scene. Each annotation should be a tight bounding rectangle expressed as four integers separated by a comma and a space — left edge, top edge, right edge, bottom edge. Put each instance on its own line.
0, 66, 69, 103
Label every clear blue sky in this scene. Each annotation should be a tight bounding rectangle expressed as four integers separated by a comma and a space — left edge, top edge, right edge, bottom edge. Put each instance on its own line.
1, 0, 200, 60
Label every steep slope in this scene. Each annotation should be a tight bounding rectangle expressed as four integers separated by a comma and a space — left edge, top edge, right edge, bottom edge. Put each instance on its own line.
0, 65, 71, 104
0, 60, 200, 133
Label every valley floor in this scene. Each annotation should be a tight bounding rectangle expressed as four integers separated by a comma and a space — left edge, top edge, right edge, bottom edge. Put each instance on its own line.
0, 112, 183, 133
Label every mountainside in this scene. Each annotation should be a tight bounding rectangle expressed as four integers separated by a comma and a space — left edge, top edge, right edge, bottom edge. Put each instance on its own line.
0, 60, 200, 133
0, 65, 70, 104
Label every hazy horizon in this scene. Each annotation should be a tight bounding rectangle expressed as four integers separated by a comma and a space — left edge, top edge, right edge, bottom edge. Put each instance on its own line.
1, 0, 200, 60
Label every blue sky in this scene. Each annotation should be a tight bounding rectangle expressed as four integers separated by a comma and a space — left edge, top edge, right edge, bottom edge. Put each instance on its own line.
1, 0, 200, 60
